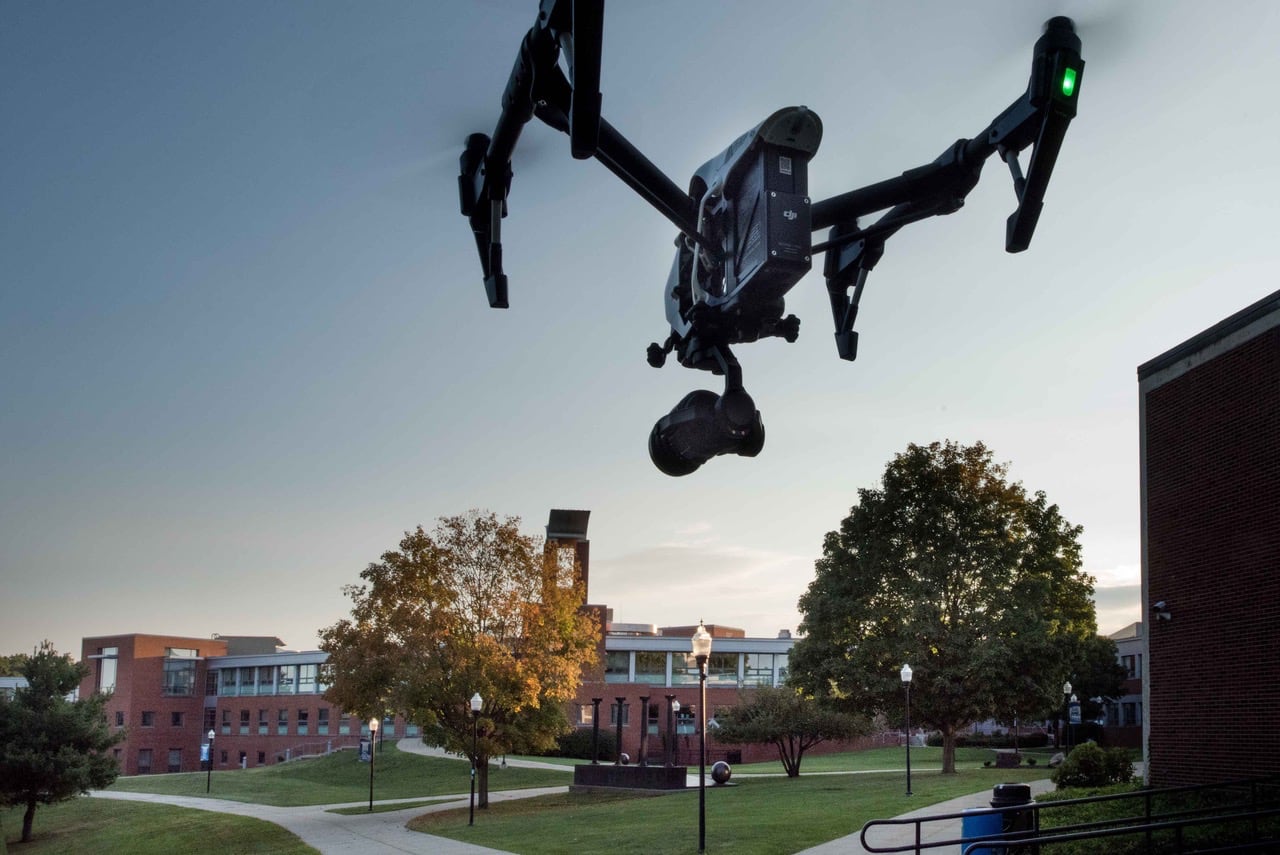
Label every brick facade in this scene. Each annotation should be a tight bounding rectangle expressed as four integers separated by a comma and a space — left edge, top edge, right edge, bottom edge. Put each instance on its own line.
1139, 290, 1280, 786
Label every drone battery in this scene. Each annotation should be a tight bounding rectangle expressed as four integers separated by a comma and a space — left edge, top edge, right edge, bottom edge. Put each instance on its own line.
729, 145, 812, 301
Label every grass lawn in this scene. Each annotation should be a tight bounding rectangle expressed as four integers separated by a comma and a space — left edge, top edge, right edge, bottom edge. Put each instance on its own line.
0, 797, 316, 854
409, 766, 1048, 854
732, 745, 1039, 774
108, 742, 569, 806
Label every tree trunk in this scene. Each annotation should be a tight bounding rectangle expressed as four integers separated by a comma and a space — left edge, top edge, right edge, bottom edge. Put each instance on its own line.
23, 797, 37, 842
941, 726, 957, 774
478, 755, 490, 808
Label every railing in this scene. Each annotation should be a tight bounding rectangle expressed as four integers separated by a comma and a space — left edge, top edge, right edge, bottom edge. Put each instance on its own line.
860, 776, 1280, 854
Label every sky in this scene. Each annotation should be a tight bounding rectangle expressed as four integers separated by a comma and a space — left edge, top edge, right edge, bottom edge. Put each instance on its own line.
3, 0, 1277, 658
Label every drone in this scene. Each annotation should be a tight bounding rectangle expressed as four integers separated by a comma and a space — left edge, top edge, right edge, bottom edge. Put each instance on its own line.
458, 1, 1083, 476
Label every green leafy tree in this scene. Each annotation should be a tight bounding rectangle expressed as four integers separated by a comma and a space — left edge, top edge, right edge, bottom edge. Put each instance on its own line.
0, 653, 31, 676
712, 686, 868, 777
320, 510, 600, 807
0, 642, 123, 842
789, 441, 1096, 773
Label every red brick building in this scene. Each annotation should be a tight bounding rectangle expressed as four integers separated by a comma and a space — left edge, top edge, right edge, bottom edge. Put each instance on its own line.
1138, 289, 1280, 786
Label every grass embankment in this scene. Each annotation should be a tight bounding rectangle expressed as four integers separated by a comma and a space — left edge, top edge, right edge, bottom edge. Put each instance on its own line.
411, 763, 1047, 854
732, 745, 1017, 774
0, 798, 316, 854
108, 741, 570, 806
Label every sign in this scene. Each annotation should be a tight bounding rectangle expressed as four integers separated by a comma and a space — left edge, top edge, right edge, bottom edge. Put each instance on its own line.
1068, 701, 1082, 725
358, 738, 371, 762
200, 744, 210, 762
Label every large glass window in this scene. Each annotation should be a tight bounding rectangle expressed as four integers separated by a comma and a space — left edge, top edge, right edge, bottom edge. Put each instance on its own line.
257, 666, 275, 694
276, 665, 297, 695
671, 653, 698, 686
610, 702, 629, 726
706, 652, 739, 687
298, 709, 310, 735
98, 647, 118, 693
317, 708, 329, 735
277, 708, 289, 735
238, 667, 256, 696
605, 651, 630, 683
298, 664, 318, 694
258, 709, 269, 735
634, 651, 666, 685
219, 670, 237, 697
743, 653, 775, 686
239, 709, 250, 735
163, 654, 197, 697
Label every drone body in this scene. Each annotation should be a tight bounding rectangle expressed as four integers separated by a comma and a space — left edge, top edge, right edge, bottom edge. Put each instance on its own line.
458, 1, 1083, 475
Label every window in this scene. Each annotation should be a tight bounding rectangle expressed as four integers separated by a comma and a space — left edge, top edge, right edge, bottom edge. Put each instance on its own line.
706, 652, 739, 687
298, 664, 318, 694
239, 709, 250, 735
257, 751, 266, 765
405, 722, 419, 737
257, 666, 275, 694
98, 647, 119, 693
203, 707, 217, 731
277, 708, 289, 735
238, 667, 256, 696
171, 711, 184, 727
647, 701, 660, 734
578, 704, 594, 726
610, 701, 629, 726
219, 670, 237, 697
115, 711, 124, 727
167, 749, 182, 773
220, 750, 228, 764
258, 709, 269, 735
339, 713, 351, 735
1121, 655, 1137, 679
141, 710, 155, 727
220, 708, 231, 735
634, 651, 667, 685
605, 651, 630, 683
163, 648, 199, 697
276, 665, 297, 695
382, 715, 395, 737
298, 708, 309, 735
137, 749, 153, 774
676, 707, 695, 735
205, 669, 219, 696
317, 708, 330, 735
672, 652, 699, 686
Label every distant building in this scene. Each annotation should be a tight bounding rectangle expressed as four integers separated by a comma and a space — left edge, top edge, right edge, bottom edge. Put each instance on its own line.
1102, 622, 1143, 749
0, 676, 27, 699
1139, 289, 1280, 786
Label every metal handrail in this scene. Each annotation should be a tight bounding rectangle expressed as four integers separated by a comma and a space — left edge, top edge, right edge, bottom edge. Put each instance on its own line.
860, 775, 1280, 854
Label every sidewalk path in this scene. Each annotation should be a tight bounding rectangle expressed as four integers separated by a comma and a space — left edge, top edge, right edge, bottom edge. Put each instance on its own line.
794, 779, 1055, 854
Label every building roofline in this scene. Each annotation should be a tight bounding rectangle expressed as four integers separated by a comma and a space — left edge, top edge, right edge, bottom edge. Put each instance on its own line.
1138, 289, 1280, 381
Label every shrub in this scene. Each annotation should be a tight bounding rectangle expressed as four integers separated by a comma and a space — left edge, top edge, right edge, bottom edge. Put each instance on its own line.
1050, 742, 1134, 790
549, 728, 617, 761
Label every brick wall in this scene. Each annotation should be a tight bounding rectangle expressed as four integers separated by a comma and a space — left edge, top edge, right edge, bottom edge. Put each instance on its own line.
1142, 312, 1279, 786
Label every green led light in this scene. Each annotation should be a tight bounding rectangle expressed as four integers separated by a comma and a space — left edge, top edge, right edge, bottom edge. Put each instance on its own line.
1061, 67, 1078, 97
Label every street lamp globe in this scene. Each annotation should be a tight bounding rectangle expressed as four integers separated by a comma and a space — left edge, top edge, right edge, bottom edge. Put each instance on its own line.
1063, 681, 1072, 696
471, 692, 483, 714
692, 621, 712, 662
901, 664, 913, 684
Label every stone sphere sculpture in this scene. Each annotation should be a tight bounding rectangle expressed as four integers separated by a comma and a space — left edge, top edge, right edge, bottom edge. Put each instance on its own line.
711, 761, 732, 785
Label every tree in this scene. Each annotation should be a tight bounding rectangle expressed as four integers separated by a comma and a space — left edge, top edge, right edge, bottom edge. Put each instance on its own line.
319, 510, 600, 807
789, 441, 1096, 774
0, 653, 31, 676
0, 642, 123, 843
712, 686, 868, 777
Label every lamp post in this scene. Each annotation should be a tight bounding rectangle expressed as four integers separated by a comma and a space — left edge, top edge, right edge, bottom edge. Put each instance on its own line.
1069, 693, 1079, 752
1062, 681, 1072, 752
692, 622, 712, 853
367, 717, 379, 812
901, 664, 913, 796
469, 692, 482, 826
205, 730, 215, 794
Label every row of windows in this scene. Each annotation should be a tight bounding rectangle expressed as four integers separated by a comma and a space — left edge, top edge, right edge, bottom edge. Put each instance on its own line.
211, 664, 324, 697
122, 710, 187, 728
604, 650, 789, 687
212, 708, 418, 739
577, 700, 706, 735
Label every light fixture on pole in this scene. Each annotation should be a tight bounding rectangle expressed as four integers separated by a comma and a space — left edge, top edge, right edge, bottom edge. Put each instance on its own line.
1062, 681, 1072, 752
692, 621, 712, 853
469, 692, 483, 826
205, 729, 215, 794
367, 717, 379, 812
901, 664, 913, 796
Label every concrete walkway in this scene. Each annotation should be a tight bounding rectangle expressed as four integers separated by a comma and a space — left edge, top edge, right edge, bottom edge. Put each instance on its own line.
795, 779, 1055, 854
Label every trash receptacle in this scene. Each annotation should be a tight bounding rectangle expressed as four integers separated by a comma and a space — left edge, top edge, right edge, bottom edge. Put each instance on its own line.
959, 808, 1002, 855
990, 783, 1035, 854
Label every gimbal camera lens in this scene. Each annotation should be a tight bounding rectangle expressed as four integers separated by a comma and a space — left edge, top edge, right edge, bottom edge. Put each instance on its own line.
648, 389, 765, 476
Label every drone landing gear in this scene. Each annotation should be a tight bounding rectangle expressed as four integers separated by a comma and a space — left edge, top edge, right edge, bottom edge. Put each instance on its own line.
648, 345, 764, 477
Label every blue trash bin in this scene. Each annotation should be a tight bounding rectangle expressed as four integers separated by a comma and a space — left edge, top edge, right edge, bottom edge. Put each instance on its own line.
959, 808, 1002, 855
